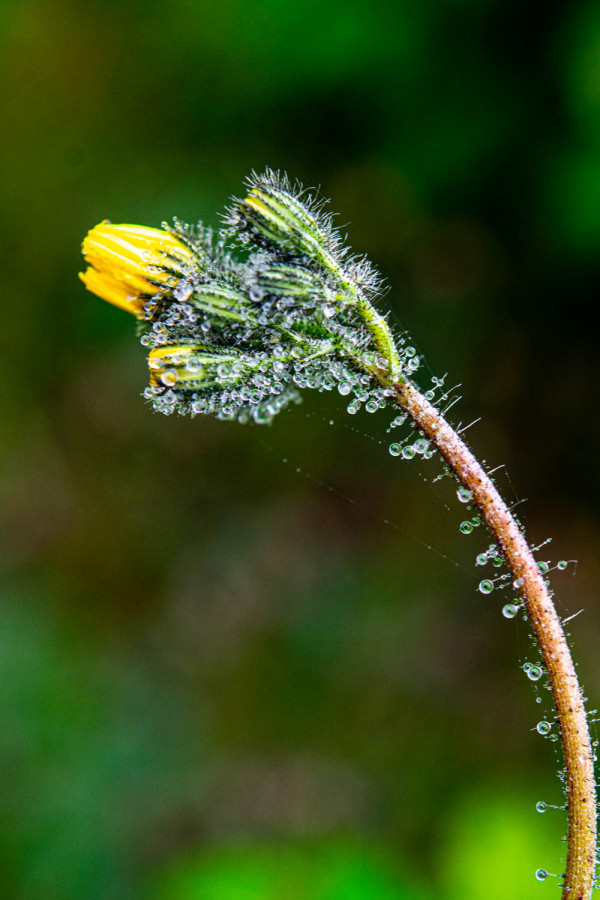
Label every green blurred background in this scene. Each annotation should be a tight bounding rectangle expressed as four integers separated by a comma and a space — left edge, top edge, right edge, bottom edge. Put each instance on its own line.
1, 0, 600, 897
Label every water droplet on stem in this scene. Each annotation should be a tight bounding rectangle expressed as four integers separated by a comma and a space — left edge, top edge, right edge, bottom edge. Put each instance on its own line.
502, 603, 519, 619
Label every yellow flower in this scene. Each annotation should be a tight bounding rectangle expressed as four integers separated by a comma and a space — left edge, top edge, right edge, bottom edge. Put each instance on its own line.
79, 222, 194, 318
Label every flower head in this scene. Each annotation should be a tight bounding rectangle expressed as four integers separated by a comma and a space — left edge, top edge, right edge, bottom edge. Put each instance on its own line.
80, 222, 196, 318
80, 172, 410, 424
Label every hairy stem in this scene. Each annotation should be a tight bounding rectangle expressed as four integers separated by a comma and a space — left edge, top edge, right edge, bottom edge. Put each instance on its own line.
389, 378, 597, 900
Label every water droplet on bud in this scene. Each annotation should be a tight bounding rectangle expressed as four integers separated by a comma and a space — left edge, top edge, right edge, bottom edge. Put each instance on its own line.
161, 368, 178, 387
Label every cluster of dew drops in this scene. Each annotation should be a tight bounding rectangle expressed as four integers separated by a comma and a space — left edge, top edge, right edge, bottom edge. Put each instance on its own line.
341, 342, 424, 426
140, 285, 423, 425
385, 361, 444, 461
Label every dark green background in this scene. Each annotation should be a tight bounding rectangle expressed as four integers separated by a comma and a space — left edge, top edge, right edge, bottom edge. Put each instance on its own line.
1, 0, 599, 897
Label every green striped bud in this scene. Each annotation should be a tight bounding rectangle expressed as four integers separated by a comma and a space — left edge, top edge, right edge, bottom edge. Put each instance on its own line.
227, 171, 340, 275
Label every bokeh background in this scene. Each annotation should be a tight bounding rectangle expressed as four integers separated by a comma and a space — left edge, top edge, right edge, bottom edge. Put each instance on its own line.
2, 0, 600, 897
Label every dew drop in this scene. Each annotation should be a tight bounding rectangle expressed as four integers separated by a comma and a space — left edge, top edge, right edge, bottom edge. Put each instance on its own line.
557, 560, 568, 571
528, 666, 543, 682
476, 553, 488, 566
502, 603, 519, 619
457, 487, 473, 503
186, 357, 204, 374
535, 869, 548, 882
471, 516, 481, 527
536, 801, 547, 814
174, 280, 194, 302
338, 381, 352, 396
414, 438, 429, 454
389, 443, 402, 457
478, 580, 494, 594
253, 405, 271, 424
460, 521, 473, 535
347, 399, 361, 415
537, 721, 552, 735
402, 445, 416, 459
161, 368, 178, 387
538, 561, 549, 574
365, 399, 379, 413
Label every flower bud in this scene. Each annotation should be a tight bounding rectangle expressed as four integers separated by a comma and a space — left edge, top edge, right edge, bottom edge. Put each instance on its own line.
227, 171, 339, 273
147, 345, 244, 389
80, 222, 196, 318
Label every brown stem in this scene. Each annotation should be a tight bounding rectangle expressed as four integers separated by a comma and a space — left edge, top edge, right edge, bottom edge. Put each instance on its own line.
391, 378, 597, 900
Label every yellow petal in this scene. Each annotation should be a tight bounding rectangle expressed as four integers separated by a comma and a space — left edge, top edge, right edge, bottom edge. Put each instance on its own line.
80, 221, 195, 316
79, 267, 148, 317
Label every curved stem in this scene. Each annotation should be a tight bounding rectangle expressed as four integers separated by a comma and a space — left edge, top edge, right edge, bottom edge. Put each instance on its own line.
389, 378, 597, 900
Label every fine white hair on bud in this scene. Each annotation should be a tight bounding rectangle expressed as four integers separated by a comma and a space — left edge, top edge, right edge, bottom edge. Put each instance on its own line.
83, 170, 412, 424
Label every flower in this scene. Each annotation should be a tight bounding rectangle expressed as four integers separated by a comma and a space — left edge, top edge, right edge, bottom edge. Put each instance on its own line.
79, 222, 195, 318
79, 172, 405, 424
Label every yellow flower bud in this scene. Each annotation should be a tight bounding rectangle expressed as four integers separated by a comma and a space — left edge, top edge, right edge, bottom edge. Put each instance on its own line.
79, 222, 194, 318
147, 345, 243, 389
